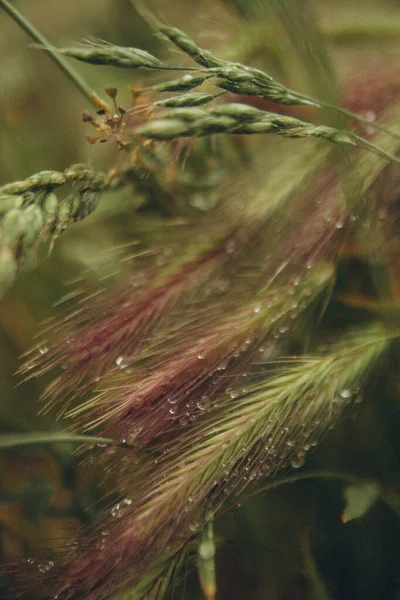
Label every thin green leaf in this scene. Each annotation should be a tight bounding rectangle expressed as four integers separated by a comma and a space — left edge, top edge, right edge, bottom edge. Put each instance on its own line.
302, 536, 332, 600
0, 432, 114, 449
0, 0, 94, 104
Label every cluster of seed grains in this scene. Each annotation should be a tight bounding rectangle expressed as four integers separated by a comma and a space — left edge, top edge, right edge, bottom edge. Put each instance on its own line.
136, 103, 400, 165
55, 42, 169, 69
207, 66, 313, 106
157, 24, 225, 69
151, 74, 212, 93
153, 92, 218, 109
0, 170, 66, 195
0, 165, 106, 295
136, 103, 357, 144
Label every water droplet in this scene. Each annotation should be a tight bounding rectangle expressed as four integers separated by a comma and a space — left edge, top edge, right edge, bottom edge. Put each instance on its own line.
364, 110, 376, 122
291, 454, 305, 469
182, 74, 193, 81
335, 220, 344, 229
196, 396, 210, 411
253, 306, 261, 314
124, 431, 141, 445
38, 345, 48, 355
340, 389, 352, 399
169, 406, 179, 415
214, 278, 229, 294
111, 498, 132, 518
225, 240, 236, 254
115, 356, 124, 367
38, 561, 54, 573
197, 353, 205, 360
167, 396, 179, 405
190, 192, 217, 211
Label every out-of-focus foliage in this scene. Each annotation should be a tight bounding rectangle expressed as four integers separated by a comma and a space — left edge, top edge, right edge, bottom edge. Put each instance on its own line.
1, 1, 400, 599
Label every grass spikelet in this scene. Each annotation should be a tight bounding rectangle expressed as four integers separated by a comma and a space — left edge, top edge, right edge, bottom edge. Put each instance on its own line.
22, 220, 252, 420
0, 170, 67, 195
69, 262, 335, 443
156, 24, 225, 69
136, 103, 400, 165
151, 73, 212, 93
50, 40, 169, 70
0, 166, 106, 295
44, 324, 393, 600
153, 92, 220, 108
122, 545, 193, 600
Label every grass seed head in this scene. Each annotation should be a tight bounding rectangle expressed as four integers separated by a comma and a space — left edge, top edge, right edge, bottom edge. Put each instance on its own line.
154, 92, 217, 109
158, 24, 224, 68
56, 41, 168, 69
152, 74, 211, 93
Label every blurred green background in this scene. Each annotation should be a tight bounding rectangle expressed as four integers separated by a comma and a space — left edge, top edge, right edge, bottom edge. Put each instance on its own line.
1, 1, 400, 598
